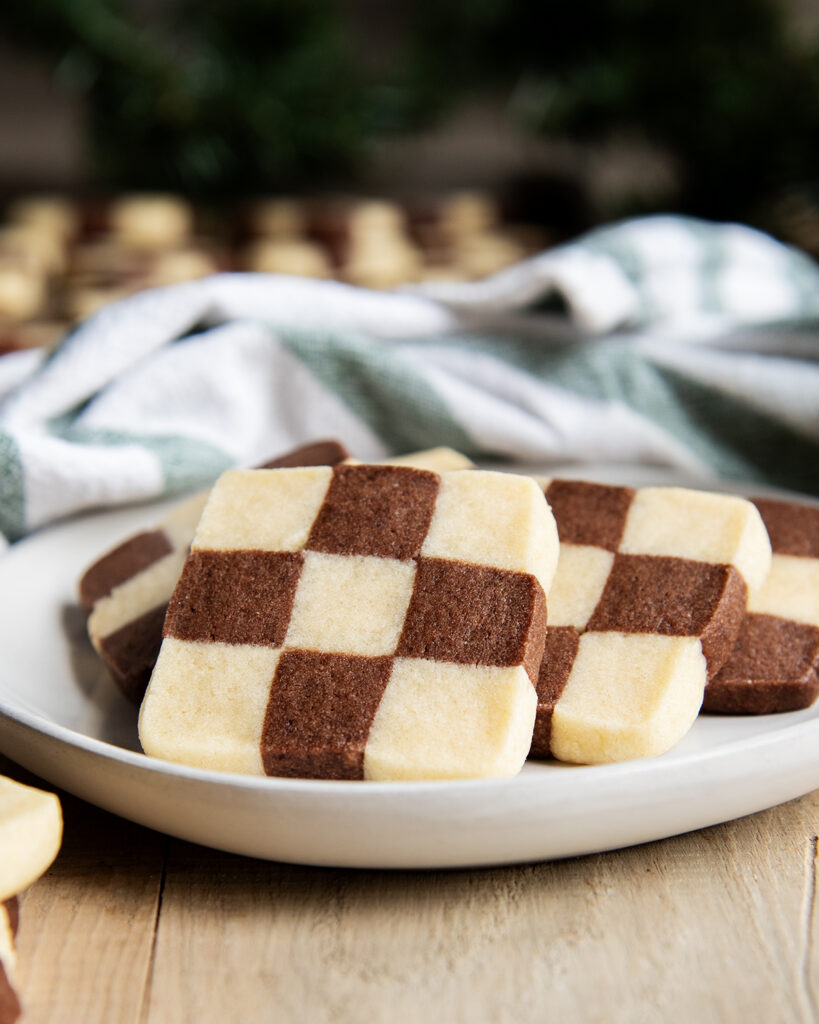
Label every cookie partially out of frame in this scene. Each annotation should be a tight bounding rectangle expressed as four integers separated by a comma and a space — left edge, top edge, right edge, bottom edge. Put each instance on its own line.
0, 773, 62, 1023
531, 480, 771, 764
0, 774, 63, 1024
80, 440, 351, 702
705, 497, 819, 714
0, 898, 19, 1024
0, 775, 62, 904
140, 464, 558, 781
0, 774, 62, 1024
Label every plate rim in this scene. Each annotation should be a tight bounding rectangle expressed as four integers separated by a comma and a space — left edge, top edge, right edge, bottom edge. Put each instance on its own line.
2, 464, 819, 867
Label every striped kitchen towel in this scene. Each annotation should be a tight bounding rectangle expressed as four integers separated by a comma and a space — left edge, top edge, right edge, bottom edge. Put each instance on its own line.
1, 214, 818, 549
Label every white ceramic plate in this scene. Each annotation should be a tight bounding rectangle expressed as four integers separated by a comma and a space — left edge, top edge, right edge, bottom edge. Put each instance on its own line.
1, 466, 818, 870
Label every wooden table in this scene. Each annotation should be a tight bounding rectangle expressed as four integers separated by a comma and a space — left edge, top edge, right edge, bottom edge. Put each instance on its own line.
3, 752, 818, 1024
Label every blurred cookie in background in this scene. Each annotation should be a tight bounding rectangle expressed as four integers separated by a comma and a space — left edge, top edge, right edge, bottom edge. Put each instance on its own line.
0, 188, 550, 354
109, 194, 195, 253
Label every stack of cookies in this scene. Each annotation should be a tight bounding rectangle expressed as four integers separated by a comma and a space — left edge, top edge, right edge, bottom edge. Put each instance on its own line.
0, 190, 546, 356
79, 441, 819, 782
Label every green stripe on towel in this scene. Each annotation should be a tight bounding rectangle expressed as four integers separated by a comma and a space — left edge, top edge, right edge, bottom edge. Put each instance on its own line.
407, 331, 819, 494
0, 432, 26, 541
60, 427, 233, 493
279, 327, 476, 456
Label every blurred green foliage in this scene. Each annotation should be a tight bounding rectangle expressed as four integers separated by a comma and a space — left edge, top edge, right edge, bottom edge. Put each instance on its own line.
2, 0, 367, 195
2, 0, 818, 222
402, 0, 819, 221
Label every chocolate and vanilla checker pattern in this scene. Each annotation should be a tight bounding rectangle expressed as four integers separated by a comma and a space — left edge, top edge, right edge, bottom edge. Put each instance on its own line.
80, 443, 473, 704
80, 440, 351, 702
531, 479, 771, 764
705, 498, 819, 714
139, 464, 558, 781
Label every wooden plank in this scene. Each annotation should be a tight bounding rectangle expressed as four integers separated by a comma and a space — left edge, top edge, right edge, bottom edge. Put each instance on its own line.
144, 791, 819, 1024
2, 750, 816, 1023
0, 756, 165, 1024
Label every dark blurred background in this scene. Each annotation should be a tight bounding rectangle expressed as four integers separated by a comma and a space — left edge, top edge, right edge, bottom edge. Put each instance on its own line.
0, 0, 817, 349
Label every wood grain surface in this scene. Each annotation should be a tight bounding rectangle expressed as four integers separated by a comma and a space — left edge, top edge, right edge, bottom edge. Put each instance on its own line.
2, 753, 817, 1024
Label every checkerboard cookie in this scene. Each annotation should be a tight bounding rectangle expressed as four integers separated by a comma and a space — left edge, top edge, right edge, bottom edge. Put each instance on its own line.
531, 480, 771, 763
705, 498, 819, 714
0, 775, 61, 1024
0, 898, 19, 1024
0, 773, 62, 1024
139, 464, 557, 780
81, 440, 351, 702
0, 775, 61, 1023
0, 775, 62, 904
